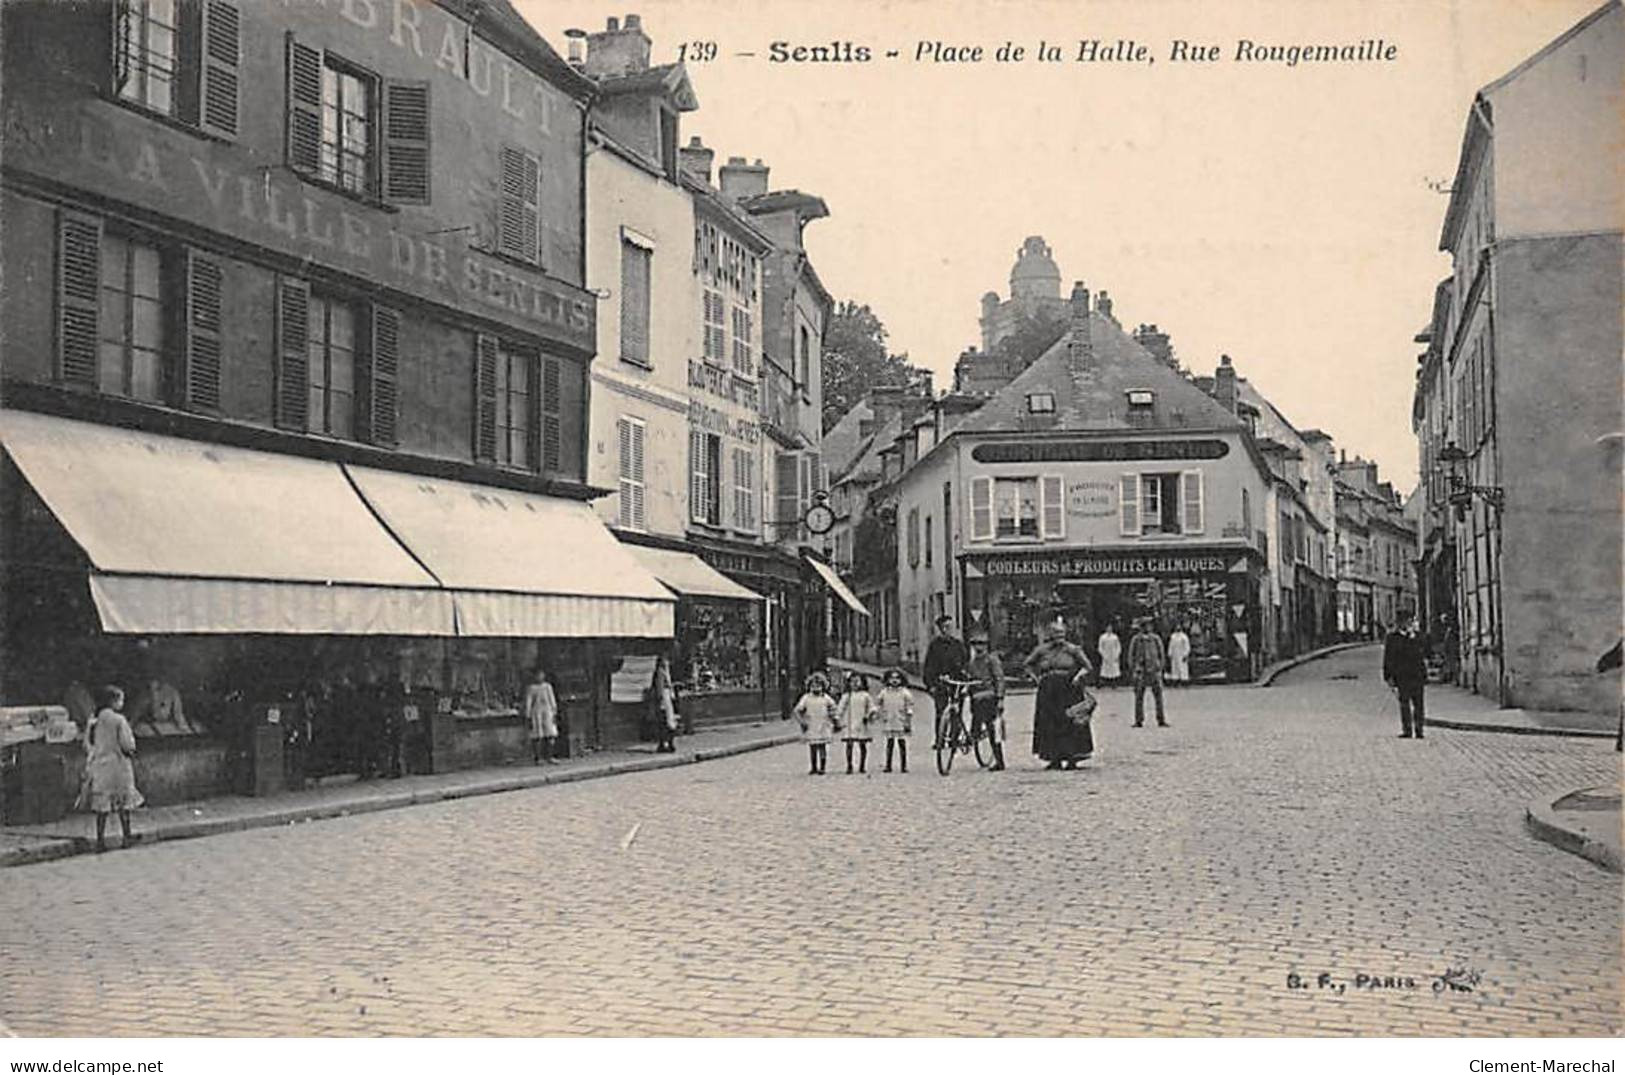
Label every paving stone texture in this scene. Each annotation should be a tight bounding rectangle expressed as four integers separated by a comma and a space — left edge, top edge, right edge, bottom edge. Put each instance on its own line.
1, 645, 1618, 1037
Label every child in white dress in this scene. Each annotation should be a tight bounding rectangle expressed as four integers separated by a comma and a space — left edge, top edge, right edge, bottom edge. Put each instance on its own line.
874, 668, 915, 774
836, 671, 876, 774
793, 671, 838, 775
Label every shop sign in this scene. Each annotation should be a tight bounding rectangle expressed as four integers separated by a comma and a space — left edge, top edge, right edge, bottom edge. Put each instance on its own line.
689, 400, 761, 444
972, 439, 1230, 464
1068, 480, 1116, 516
688, 361, 761, 411
981, 552, 1234, 578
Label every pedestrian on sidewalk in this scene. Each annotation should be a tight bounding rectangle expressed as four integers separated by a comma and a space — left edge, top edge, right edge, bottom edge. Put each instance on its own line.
1127, 619, 1168, 728
875, 668, 914, 773
794, 671, 838, 775
524, 665, 560, 763
1383, 615, 1427, 740
836, 671, 875, 774
1025, 613, 1095, 770
1167, 623, 1192, 686
1096, 622, 1122, 687
81, 685, 143, 852
966, 627, 1007, 771
651, 656, 678, 754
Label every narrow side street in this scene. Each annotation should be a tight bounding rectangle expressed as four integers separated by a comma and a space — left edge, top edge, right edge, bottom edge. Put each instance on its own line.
1, 646, 1617, 1037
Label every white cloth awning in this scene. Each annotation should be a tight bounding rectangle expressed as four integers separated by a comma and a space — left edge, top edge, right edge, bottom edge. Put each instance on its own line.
629, 546, 763, 602
345, 466, 674, 638
806, 557, 870, 616
0, 410, 453, 635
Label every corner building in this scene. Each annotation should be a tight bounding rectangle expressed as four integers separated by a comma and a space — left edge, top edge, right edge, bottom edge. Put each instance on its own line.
0, 0, 675, 816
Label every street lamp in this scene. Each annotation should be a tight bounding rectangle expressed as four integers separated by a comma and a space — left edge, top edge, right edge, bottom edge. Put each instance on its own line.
1436, 442, 1504, 521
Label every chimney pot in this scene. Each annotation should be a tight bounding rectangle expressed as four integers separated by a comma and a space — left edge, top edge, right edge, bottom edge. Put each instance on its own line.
607, 16, 619, 30
625, 14, 641, 28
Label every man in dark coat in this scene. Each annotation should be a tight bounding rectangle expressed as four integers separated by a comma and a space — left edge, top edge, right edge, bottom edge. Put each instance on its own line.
922, 615, 968, 748
1127, 618, 1168, 728
1383, 614, 1428, 739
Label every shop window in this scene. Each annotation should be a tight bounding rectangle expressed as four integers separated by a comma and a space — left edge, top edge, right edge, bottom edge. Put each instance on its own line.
306, 294, 357, 439
679, 599, 760, 693
97, 232, 165, 403
691, 430, 721, 526
617, 417, 646, 532
732, 447, 757, 533
620, 236, 652, 366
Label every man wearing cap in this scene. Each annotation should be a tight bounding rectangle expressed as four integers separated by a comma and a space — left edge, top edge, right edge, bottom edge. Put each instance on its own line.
965, 627, 1007, 770
923, 614, 969, 749
1127, 617, 1169, 728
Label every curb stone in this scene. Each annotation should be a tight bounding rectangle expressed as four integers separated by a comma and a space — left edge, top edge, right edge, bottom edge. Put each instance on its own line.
1524, 795, 1623, 875
1257, 641, 1377, 687
0, 731, 801, 869
1428, 717, 1614, 741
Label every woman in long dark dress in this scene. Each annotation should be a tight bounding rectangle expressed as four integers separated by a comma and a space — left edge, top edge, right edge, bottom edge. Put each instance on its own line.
1024, 615, 1095, 770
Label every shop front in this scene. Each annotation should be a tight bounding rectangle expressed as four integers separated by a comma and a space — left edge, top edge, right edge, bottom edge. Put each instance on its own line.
961, 546, 1265, 684
0, 410, 674, 823
691, 539, 809, 721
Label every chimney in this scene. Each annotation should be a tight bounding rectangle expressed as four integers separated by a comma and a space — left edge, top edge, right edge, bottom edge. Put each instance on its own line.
679, 135, 714, 185
1214, 354, 1238, 414
1066, 281, 1092, 363
1132, 323, 1174, 368
584, 13, 652, 78
1096, 290, 1116, 324
718, 156, 770, 201
857, 417, 876, 440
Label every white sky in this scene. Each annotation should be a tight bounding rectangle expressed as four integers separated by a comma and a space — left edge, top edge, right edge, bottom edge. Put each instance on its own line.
521, 0, 1605, 489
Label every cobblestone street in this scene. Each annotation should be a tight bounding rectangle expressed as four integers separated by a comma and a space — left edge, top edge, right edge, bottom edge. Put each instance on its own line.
2, 645, 1618, 1037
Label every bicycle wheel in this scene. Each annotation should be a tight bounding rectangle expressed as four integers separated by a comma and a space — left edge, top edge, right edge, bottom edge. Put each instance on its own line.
972, 720, 993, 768
935, 719, 957, 775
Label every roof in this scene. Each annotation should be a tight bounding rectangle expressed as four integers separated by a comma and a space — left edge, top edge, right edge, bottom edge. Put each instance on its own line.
595, 62, 698, 111
953, 311, 1247, 436
821, 399, 874, 478
834, 412, 902, 486
472, 0, 596, 101
739, 190, 831, 221
682, 175, 775, 252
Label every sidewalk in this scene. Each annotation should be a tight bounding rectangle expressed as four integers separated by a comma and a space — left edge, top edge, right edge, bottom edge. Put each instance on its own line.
1256, 640, 1377, 686
1526, 785, 1623, 875
0, 718, 799, 869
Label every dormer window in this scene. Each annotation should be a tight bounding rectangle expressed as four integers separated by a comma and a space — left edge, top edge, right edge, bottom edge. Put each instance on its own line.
1127, 389, 1155, 407
1026, 392, 1055, 414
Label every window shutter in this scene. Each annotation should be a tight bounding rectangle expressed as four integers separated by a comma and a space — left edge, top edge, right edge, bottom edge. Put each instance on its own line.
364, 304, 401, 447
1119, 473, 1140, 536
617, 418, 646, 531
776, 452, 799, 538
55, 210, 101, 387
182, 250, 223, 409
111, 0, 131, 98
498, 146, 539, 262
473, 333, 498, 462
383, 81, 430, 204
969, 476, 993, 541
285, 36, 322, 175
540, 356, 562, 471
1182, 470, 1204, 534
690, 429, 709, 524
1040, 474, 1065, 539
273, 276, 310, 429
619, 242, 650, 364
198, 0, 241, 138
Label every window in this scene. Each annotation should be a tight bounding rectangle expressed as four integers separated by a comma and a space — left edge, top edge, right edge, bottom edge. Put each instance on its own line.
994, 477, 1039, 539
1127, 389, 1155, 407
494, 345, 534, 467
288, 38, 426, 203
116, 0, 177, 114
798, 325, 811, 398
618, 417, 646, 532
775, 452, 800, 539
942, 482, 954, 590
322, 62, 374, 194
690, 430, 721, 526
1120, 471, 1203, 536
1026, 392, 1055, 414
1242, 487, 1253, 533
306, 294, 357, 438
98, 233, 165, 402
924, 514, 933, 568
732, 447, 757, 532
906, 507, 920, 568
496, 146, 540, 262
620, 238, 651, 366
731, 305, 754, 376
702, 289, 727, 365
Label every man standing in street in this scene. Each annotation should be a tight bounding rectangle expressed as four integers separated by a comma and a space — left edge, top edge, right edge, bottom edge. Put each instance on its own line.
1128, 618, 1168, 728
1383, 614, 1428, 739
923, 614, 969, 749
965, 626, 1007, 771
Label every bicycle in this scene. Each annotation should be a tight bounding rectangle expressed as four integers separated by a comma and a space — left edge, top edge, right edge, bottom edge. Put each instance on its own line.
933, 676, 996, 775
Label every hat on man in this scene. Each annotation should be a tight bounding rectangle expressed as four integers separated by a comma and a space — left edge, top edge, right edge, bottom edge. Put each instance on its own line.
935, 614, 954, 629
967, 626, 990, 644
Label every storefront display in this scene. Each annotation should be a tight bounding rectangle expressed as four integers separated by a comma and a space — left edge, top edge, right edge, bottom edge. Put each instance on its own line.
676, 598, 761, 694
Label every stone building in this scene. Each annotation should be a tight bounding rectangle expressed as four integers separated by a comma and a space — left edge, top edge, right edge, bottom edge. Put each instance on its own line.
0, 0, 679, 813
1412, 0, 1622, 716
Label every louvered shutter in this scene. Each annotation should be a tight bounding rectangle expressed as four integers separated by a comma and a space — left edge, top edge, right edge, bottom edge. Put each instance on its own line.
629, 421, 646, 530
383, 81, 430, 204
285, 36, 322, 175
498, 146, 539, 262
617, 418, 646, 531
969, 476, 993, 541
619, 242, 650, 364
1040, 474, 1065, 539
776, 452, 800, 538
365, 305, 401, 447
473, 334, 498, 462
274, 276, 310, 429
1119, 474, 1140, 536
540, 357, 562, 472
1182, 470, 1204, 534
198, 0, 240, 138
690, 429, 709, 524
182, 250, 223, 409
55, 211, 101, 387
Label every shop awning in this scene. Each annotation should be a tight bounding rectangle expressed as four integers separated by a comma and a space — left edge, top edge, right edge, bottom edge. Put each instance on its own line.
0, 410, 453, 635
805, 557, 870, 616
628, 546, 763, 602
345, 466, 674, 638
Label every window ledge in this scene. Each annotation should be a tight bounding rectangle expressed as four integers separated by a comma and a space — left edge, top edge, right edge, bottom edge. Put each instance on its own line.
619, 355, 654, 371
290, 171, 401, 214
100, 94, 233, 146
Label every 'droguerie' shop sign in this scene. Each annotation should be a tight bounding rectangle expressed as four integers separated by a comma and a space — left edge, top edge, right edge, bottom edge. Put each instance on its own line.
983, 553, 1230, 578
5, 108, 595, 353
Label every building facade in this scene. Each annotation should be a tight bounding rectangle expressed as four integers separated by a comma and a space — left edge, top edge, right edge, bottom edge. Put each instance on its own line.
1414, 0, 1622, 715
0, 0, 678, 815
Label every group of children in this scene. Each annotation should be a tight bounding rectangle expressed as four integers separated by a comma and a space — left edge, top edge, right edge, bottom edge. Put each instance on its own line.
792, 668, 915, 775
